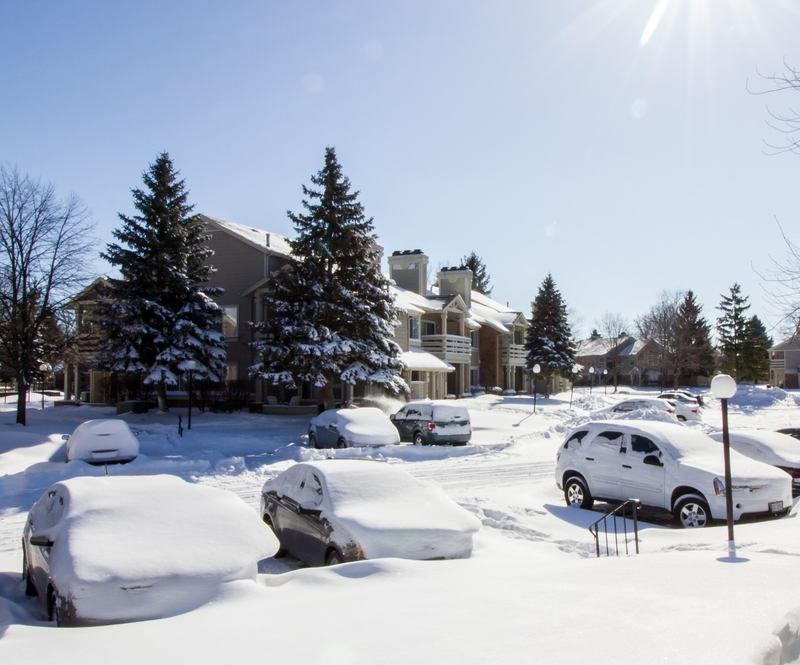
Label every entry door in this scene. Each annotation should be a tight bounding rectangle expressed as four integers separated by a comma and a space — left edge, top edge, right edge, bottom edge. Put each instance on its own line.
584, 430, 624, 499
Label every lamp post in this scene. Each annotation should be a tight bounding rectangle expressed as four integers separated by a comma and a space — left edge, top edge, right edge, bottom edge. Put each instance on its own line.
603, 369, 608, 395
711, 374, 737, 552
589, 366, 595, 394
39, 363, 50, 409
532, 364, 541, 413
569, 365, 579, 407
184, 360, 198, 430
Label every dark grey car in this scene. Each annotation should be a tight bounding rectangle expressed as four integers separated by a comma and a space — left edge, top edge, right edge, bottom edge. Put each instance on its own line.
390, 402, 472, 445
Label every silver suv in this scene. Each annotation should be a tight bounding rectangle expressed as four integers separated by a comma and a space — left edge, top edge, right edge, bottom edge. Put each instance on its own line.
555, 421, 790, 528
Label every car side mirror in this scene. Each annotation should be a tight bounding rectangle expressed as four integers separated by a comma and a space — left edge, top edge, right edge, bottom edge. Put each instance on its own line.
30, 534, 54, 547
643, 455, 663, 467
298, 501, 321, 516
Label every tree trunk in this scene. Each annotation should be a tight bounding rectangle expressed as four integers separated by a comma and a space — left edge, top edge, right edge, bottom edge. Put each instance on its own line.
16, 376, 27, 426
156, 380, 169, 412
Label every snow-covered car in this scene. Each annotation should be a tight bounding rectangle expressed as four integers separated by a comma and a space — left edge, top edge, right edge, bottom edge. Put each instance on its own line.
390, 402, 472, 445
597, 397, 698, 422
260, 459, 481, 566
555, 421, 791, 528
22, 475, 278, 626
658, 390, 703, 407
308, 407, 400, 448
776, 427, 800, 441
708, 429, 800, 497
64, 419, 139, 464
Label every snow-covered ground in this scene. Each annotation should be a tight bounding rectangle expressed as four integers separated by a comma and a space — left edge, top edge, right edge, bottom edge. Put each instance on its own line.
2, 386, 800, 663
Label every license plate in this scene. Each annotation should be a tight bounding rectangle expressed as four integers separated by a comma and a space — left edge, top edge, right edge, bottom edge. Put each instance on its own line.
769, 501, 784, 514
91, 450, 118, 459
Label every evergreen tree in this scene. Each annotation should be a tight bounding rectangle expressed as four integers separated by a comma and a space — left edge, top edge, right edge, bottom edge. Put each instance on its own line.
461, 252, 492, 295
675, 290, 715, 385
525, 274, 575, 396
250, 147, 406, 409
589, 329, 601, 340
741, 315, 772, 382
716, 283, 751, 381
98, 153, 226, 412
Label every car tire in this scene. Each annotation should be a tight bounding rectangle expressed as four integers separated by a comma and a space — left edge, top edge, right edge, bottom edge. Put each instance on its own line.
677, 415, 687, 422
336, 438, 347, 449
22, 548, 36, 597
413, 432, 425, 446
674, 495, 710, 528
309, 433, 319, 449
564, 476, 594, 510
48, 587, 61, 627
262, 515, 287, 558
325, 549, 344, 566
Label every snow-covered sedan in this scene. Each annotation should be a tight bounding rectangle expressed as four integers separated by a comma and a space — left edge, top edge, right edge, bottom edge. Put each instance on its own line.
308, 407, 400, 448
596, 397, 699, 422
260, 460, 481, 566
555, 421, 791, 528
64, 419, 139, 464
708, 429, 800, 497
22, 475, 278, 626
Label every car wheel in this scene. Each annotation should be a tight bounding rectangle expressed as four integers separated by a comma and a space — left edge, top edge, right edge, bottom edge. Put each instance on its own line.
309, 433, 319, 449
336, 438, 347, 449
564, 476, 594, 510
22, 547, 37, 597
413, 432, 425, 446
325, 549, 344, 566
262, 515, 287, 558
48, 587, 61, 627
674, 496, 710, 528
677, 415, 687, 422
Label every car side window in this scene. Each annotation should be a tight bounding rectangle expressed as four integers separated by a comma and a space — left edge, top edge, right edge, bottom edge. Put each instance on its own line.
278, 467, 304, 501
614, 402, 636, 412
31, 490, 65, 530
394, 408, 407, 420
630, 435, 660, 456
297, 472, 324, 506
594, 431, 624, 451
564, 430, 588, 449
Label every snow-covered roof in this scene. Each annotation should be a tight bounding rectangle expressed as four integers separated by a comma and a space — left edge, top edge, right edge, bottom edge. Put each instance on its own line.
619, 340, 647, 356
401, 348, 455, 372
202, 215, 293, 259
575, 338, 610, 356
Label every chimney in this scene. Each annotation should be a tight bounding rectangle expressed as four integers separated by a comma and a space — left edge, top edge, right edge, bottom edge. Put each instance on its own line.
387, 249, 428, 295
437, 265, 473, 309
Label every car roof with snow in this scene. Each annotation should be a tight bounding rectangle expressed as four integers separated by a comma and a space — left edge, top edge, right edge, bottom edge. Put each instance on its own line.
708, 429, 800, 466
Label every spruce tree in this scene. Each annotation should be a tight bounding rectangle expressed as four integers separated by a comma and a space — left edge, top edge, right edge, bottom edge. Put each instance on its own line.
741, 315, 772, 382
675, 290, 715, 385
461, 252, 492, 295
98, 153, 226, 412
716, 283, 751, 381
525, 274, 575, 396
250, 147, 406, 409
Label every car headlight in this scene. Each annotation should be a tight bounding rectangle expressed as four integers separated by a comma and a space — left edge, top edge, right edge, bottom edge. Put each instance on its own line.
713, 477, 725, 496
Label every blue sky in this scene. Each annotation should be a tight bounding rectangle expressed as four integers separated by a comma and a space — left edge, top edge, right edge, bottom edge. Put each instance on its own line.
3, 0, 800, 338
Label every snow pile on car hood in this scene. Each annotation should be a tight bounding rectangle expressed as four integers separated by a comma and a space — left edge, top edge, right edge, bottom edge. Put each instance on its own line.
709, 430, 800, 467
315, 460, 481, 560
40, 475, 278, 622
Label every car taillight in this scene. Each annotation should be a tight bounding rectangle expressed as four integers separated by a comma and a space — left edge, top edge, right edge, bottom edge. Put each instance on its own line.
667, 409, 674, 414
427, 421, 436, 431
793, 468, 800, 479
691, 409, 698, 413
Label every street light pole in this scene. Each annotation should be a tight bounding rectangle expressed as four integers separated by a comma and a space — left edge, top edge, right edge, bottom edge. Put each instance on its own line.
39, 363, 50, 409
603, 369, 608, 395
711, 374, 737, 552
532, 364, 540, 413
569, 365, 579, 407
184, 360, 198, 430
589, 366, 595, 394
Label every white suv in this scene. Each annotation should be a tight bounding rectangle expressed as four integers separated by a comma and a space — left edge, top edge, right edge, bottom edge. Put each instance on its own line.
555, 421, 791, 528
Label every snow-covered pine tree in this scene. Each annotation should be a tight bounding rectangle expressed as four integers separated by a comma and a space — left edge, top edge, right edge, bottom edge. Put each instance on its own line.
98, 153, 226, 412
742, 315, 772, 382
716, 283, 751, 381
250, 147, 406, 409
525, 274, 575, 396
674, 290, 715, 386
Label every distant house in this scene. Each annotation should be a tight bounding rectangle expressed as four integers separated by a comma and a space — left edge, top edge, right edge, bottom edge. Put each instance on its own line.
769, 338, 800, 388
574, 336, 668, 387
388, 249, 528, 398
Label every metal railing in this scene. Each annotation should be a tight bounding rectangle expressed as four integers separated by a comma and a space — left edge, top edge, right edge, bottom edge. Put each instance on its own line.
588, 499, 641, 557
421, 334, 471, 362
502, 343, 527, 366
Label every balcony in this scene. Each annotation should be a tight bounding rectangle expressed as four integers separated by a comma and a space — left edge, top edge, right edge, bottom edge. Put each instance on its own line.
502, 343, 527, 367
771, 359, 786, 371
421, 334, 471, 364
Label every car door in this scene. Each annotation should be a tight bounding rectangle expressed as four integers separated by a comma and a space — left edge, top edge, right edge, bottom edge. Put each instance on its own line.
291, 469, 331, 566
270, 466, 305, 553
583, 430, 625, 499
618, 434, 667, 508
392, 407, 409, 441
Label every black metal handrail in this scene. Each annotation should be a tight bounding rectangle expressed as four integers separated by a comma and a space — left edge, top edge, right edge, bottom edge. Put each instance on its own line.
589, 499, 641, 557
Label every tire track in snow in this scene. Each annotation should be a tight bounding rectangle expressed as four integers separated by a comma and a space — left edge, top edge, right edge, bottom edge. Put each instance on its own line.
408, 460, 555, 490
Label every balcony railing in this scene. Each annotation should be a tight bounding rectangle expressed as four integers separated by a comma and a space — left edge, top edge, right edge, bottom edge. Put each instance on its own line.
421, 334, 471, 363
771, 359, 786, 371
502, 343, 527, 366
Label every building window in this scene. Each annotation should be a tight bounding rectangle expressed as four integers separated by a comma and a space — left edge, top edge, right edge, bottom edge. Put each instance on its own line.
409, 317, 420, 340
225, 363, 238, 381
773, 351, 785, 360
222, 305, 238, 337
471, 330, 479, 348
421, 320, 436, 336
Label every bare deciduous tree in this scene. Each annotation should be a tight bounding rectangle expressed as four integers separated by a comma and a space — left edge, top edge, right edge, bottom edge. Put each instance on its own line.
596, 311, 630, 392
0, 165, 94, 424
635, 289, 684, 388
